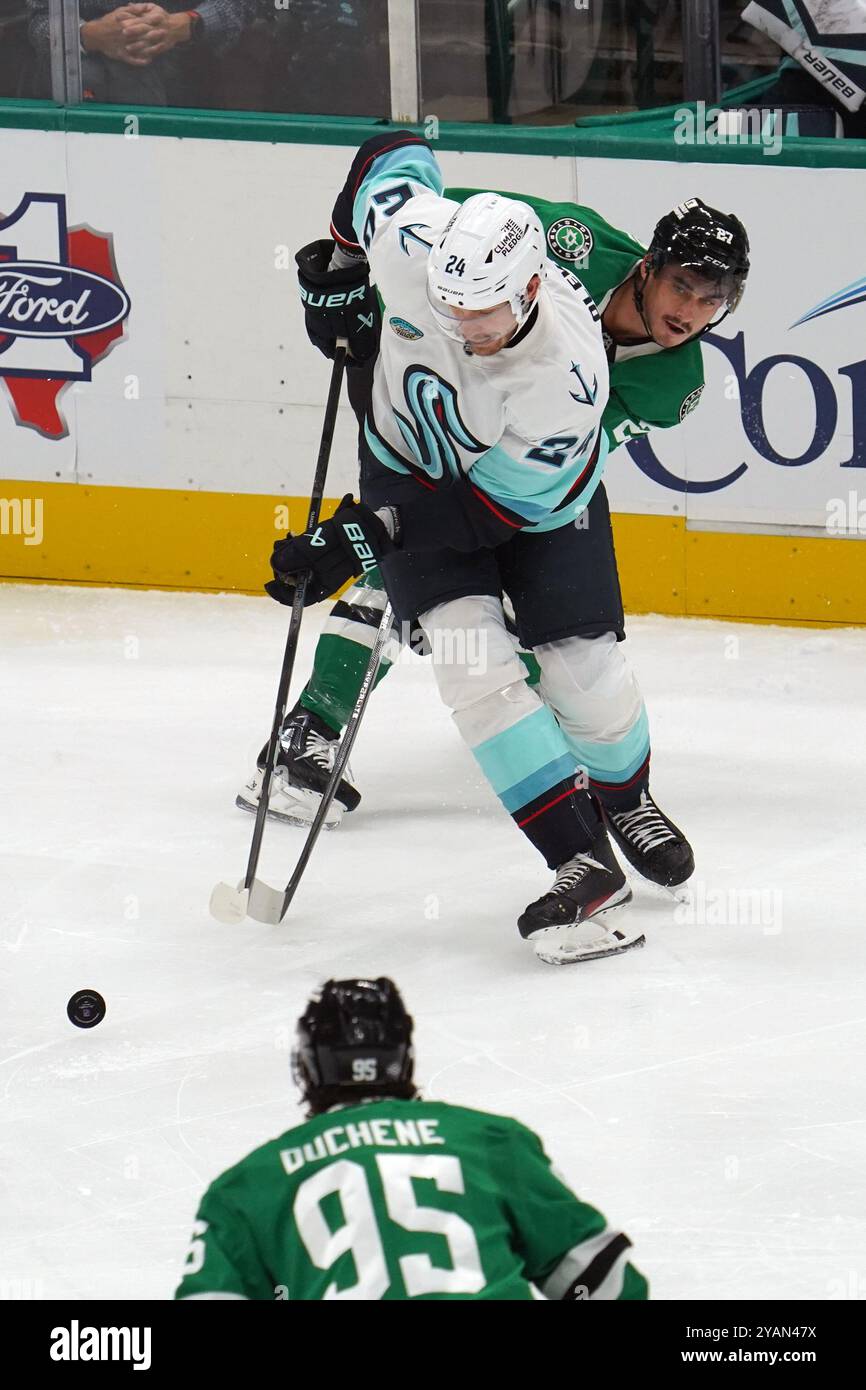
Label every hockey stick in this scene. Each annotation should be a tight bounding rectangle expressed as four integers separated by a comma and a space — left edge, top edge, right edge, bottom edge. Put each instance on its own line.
210, 341, 349, 925
244, 598, 394, 924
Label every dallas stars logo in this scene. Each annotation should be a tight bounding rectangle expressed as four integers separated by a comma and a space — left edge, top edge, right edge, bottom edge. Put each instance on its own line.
547, 217, 593, 264
679, 386, 704, 421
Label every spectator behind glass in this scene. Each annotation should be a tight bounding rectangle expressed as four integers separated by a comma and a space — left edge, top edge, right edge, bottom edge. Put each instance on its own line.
25, 1, 256, 105
1, 1, 36, 98
263, 0, 389, 116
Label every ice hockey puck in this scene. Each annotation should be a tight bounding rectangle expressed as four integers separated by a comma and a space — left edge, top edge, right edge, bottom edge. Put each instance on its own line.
67, 990, 106, 1029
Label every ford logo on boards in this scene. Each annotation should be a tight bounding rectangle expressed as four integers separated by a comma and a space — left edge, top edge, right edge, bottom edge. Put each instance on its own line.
0, 262, 130, 338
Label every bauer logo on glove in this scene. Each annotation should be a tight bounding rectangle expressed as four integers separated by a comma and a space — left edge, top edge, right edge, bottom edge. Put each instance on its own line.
296, 239, 381, 366
266, 495, 395, 607
342, 521, 378, 574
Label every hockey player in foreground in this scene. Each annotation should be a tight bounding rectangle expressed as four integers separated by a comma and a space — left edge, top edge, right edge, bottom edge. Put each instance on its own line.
245, 182, 749, 912
175, 978, 649, 1301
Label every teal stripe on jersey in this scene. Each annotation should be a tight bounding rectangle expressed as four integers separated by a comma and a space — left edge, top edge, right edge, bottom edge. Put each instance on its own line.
470, 430, 609, 532
352, 146, 443, 245
563, 705, 651, 784
523, 434, 609, 533
471, 441, 586, 520
473, 706, 575, 806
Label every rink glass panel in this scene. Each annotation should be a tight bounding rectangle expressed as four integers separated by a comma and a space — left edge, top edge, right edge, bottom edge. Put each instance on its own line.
185, 2, 393, 119
0, 2, 783, 119
418, 1, 780, 125
0, 0, 51, 99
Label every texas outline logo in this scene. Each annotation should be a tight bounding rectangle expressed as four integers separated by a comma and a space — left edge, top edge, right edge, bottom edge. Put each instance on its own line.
0, 191, 131, 439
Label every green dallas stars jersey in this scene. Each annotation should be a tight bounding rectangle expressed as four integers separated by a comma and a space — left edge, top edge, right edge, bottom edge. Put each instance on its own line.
175, 1098, 648, 1301
448, 187, 706, 448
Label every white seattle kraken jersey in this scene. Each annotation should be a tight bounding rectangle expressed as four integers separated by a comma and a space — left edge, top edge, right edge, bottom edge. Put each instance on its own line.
351, 149, 610, 532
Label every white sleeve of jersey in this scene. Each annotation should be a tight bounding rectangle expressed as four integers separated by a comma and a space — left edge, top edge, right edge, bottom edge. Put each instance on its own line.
349, 140, 445, 265
362, 190, 457, 312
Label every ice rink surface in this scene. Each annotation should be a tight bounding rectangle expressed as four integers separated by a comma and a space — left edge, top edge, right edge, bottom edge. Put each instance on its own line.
2, 582, 866, 1302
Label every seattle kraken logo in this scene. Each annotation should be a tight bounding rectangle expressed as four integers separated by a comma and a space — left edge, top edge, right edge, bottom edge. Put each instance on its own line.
393, 367, 486, 480
398, 223, 433, 256
568, 360, 598, 406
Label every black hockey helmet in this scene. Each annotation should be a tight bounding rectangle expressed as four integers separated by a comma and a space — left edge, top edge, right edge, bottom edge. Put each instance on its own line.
646, 197, 750, 317
292, 978, 416, 1113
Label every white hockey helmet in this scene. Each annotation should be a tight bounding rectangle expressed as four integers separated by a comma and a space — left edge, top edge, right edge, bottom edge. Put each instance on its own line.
427, 193, 547, 343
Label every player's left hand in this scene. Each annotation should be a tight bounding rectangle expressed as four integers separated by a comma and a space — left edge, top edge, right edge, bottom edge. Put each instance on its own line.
296, 240, 380, 367
266, 495, 393, 606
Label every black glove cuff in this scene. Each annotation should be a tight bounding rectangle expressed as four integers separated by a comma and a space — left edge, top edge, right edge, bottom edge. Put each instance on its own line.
296, 238, 369, 289
375, 505, 402, 548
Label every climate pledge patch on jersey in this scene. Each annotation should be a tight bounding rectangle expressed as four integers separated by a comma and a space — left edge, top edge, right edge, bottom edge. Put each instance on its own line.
389, 316, 424, 341
0, 191, 131, 439
547, 218, 593, 264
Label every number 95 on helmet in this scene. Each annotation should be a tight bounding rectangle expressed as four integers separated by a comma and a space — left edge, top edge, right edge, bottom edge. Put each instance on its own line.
292, 978, 417, 1114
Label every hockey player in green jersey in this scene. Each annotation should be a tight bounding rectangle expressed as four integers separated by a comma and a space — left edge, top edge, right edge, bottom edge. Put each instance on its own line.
175, 978, 649, 1301
241, 189, 749, 899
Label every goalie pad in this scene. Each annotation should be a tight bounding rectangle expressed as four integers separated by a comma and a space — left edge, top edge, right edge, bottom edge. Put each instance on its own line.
743, 0, 866, 113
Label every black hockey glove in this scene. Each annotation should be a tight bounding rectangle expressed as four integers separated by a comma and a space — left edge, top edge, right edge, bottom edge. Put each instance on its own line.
266, 495, 395, 607
296, 239, 380, 366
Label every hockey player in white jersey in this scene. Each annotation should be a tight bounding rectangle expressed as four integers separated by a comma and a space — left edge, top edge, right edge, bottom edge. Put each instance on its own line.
266, 131, 640, 964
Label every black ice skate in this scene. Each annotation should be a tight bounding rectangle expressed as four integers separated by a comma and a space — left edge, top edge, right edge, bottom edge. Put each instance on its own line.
236, 707, 361, 830
603, 791, 694, 888
518, 830, 642, 965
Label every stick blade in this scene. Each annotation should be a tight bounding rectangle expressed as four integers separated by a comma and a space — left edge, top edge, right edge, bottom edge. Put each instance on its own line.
209, 881, 249, 925
247, 877, 288, 925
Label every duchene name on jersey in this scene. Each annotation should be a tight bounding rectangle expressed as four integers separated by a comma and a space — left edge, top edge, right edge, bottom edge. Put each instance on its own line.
280, 1115, 444, 1173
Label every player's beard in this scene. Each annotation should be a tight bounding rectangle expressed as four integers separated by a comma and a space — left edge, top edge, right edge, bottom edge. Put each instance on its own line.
462, 326, 518, 357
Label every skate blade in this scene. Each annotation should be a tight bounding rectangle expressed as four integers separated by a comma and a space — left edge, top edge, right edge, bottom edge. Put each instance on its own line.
210, 881, 249, 925
530, 887, 640, 965
662, 879, 693, 905
535, 931, 646, 966
235, 793, 342, 831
